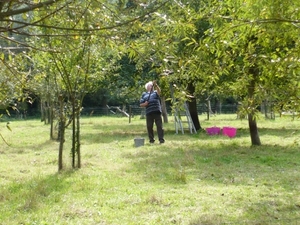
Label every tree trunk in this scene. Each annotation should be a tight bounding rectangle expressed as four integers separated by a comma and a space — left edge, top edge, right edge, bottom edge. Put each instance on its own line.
206, 99, 211, 121
71, 96, 76, 168
248, 114, 261, 145
47, 103, 51, 124
50, 105, 54, 140
248, 66, 261, 146
58, 95, 65, 171
187, 83, 201, 130
40, 101, 45, 122
76, 106, 81, 168
188, 100, 201, 130
160, 96, 168, 123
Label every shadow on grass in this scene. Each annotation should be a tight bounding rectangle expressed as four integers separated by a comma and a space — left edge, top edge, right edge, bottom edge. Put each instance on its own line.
81, 123, 147, 143
121, 141, 300, 224
121, 129, 300, 186
0, 171, 74, 213
81, 118, 300, 144
6, 139, 58, 154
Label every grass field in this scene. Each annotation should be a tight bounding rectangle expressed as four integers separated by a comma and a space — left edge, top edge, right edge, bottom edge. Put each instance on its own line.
0, 114, 300, 225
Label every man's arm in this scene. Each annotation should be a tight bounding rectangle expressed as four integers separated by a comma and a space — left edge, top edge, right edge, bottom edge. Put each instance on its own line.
140, 101, 148, 107
153, 81, 161, 95
140, 93, 148, 107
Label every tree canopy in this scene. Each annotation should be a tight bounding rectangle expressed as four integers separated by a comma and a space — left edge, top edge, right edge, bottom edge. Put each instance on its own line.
1, 0, 300, 153
126, 0, 300, 145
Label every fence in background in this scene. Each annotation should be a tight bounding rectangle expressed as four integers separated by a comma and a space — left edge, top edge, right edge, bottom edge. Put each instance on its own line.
1, 103, 239, 119
80, 103, 238, 117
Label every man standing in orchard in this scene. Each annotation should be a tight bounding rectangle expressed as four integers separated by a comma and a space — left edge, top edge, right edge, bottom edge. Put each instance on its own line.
140, 80, 165, 144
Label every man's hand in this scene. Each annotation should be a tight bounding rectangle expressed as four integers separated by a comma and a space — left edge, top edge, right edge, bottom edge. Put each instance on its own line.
140, 101, 149, 107
152, 80, 161, 95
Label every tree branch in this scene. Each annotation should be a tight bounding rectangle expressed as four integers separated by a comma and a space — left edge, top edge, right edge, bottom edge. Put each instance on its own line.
0, 0, 65, 18
219, 16, 300, 26
0, 33, 59, 52
1, 0, 172, 33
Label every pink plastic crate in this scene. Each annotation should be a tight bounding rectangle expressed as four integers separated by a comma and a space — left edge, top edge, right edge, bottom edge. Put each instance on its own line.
222, 127, 237, 138
206, 127, 221, 135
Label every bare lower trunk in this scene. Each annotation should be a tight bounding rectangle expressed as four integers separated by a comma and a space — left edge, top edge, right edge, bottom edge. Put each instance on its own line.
248, 114, 261, 145
58, 95, 65, 171
247, 64, 261, 146
160, 96, 168, 123
189, 100, 201, 130
40, 101, 45, 122
206, 99, 212, 121
76, 109, 81, 168
187, 83, 201, 130
50, 106, 54, 140
71, 96, 76, 168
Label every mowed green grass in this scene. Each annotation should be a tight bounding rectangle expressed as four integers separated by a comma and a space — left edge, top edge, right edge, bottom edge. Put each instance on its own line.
0, 114, 300, 225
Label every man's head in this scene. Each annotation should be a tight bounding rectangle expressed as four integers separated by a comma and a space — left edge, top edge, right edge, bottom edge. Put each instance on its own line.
145, 81, 153, 91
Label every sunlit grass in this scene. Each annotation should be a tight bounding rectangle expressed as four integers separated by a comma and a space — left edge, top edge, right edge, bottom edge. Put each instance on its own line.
0, 114, 300, 224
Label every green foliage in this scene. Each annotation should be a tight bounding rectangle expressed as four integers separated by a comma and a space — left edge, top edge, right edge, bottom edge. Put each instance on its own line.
1, 0, 300, 146
201, 0, 300, 111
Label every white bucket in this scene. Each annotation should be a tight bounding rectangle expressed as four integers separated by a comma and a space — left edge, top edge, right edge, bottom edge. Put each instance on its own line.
134, 138, 145, 147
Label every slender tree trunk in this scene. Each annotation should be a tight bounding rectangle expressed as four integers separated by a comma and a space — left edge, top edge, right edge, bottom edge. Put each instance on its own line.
58, 95, 65, 171
206, 99, 212, 121
248, 66, 261, 146
160, 96, 168, 123
71, 96, 76, 168
47, 103, 51, 124
50, 105, 54, 140
187, 83, 201, 130
248, 114, 261, 145
263, 100, 268, 119
189, 99, 201, 130
40, 101, 45, 122
76, 108, 81, 168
